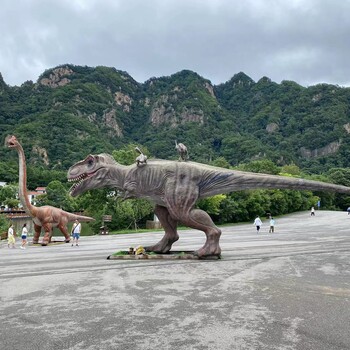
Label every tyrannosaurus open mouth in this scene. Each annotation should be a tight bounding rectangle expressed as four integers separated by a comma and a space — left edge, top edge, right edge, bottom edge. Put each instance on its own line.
68, 169, 99, 196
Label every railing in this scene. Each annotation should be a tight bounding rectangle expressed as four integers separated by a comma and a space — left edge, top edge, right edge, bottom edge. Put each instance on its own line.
0, 209, 30, 219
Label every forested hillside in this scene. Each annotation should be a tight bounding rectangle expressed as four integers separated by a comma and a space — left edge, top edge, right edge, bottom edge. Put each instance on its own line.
1, 64, 350, 181
2, 64, 350, 230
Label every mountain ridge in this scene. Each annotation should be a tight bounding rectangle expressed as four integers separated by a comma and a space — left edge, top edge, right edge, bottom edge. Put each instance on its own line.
1, 64, 350, 175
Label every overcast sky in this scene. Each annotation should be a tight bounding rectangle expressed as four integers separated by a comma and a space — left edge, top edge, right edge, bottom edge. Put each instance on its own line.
1, 0, 349, 87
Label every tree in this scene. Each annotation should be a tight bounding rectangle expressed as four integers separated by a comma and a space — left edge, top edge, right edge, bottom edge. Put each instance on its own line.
36, 180, 75, 211
0, 185, 18, 206
237, 159, 280, 175
112, 144, 150, 165
210, 157, 230, 169
111, 198, 153, 230
0, 214, 11, 234
4, 198, 20, 209
326, 168, 350, 209
75, 188, 154, 231
197, 195, 226, 216
280, 163, 301, 176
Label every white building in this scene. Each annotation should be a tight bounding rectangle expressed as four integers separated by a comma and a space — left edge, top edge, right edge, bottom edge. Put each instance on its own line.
26, 187, 47, 205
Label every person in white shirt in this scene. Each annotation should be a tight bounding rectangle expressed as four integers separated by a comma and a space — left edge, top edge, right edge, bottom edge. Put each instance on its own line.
254, 216, 263, 233
21, 223, 28, 249
269, 217, 275, 233
311, 207, 315, 216
71, 219, 81, 246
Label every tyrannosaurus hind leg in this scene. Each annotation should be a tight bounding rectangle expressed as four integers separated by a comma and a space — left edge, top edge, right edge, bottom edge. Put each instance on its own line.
180, 208, 222, 258
164, 181, 221, 257
145, 205, 179, 254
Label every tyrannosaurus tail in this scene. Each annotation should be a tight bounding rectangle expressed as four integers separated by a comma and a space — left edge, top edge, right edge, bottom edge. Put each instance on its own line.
232, 171, 350, 193
200, 169, 350, 198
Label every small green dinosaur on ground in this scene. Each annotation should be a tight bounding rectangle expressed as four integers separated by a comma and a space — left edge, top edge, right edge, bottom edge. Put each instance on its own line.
68, 153, 350, 257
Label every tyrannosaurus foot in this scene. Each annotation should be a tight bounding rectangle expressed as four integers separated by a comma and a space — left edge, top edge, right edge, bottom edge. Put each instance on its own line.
144, 233, 179, 254
194, 246, 221, 258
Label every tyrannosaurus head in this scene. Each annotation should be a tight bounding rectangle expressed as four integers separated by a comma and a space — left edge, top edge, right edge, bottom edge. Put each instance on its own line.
67, 153, 117, 197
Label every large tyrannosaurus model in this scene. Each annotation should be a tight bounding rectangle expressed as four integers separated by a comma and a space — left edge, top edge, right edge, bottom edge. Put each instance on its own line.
6, 135, 94, 246
68, 153, 350, 257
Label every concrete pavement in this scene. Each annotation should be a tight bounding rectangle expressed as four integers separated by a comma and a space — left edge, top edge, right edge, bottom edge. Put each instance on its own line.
0, 210, 350, 350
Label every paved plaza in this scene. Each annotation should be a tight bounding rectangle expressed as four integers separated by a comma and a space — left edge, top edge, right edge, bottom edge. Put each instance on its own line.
0, 210, 350, 350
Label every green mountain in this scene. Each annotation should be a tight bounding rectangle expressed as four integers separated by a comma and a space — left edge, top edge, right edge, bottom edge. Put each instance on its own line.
1, 64, 350, 175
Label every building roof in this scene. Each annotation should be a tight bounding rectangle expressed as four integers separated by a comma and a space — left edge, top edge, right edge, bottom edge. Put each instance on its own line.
27, 191, 40, 196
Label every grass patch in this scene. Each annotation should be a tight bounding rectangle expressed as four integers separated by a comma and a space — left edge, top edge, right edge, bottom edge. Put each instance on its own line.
112, 250, 129, 256
175, 251, 186, 256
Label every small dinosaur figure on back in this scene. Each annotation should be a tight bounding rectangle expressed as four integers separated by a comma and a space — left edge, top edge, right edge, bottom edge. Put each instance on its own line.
135, 146, 147, 167
175, 140, 188, 161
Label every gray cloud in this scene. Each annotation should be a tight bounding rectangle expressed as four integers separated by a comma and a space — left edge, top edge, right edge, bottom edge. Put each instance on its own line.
1, 0, 350, 87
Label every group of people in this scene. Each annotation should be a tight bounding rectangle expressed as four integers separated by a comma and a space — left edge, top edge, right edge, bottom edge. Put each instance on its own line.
254, 206, 318, 233
7, 223, 28, 249
253, 215, 275, 234
7, 219, 81, 249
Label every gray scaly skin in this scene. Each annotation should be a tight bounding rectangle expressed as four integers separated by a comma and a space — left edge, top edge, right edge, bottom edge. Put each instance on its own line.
6, 135, 94, 246
68, 153, 350, 257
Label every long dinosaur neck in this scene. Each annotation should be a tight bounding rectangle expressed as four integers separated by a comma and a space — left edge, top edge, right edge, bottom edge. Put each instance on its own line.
17, 144, 36, 215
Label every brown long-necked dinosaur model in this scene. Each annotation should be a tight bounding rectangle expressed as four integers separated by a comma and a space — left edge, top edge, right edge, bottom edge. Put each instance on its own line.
6, 135, 94, 246
68, 153, 350, 257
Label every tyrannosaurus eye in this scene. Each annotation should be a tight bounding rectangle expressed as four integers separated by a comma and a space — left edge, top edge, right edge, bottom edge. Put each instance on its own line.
87, 158, 94, 167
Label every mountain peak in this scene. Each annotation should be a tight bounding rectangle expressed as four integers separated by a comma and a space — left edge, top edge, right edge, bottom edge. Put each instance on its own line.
227, 72, 254, 87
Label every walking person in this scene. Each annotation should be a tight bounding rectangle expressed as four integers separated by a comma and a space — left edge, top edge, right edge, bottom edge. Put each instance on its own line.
20, 223, 28, 249
71, 219, 81, 246
310, 207, 315, 216
7, 224, 16, 249
254, 216, 263, 234
347, 207, 350, 215
269, 217, 275, 233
